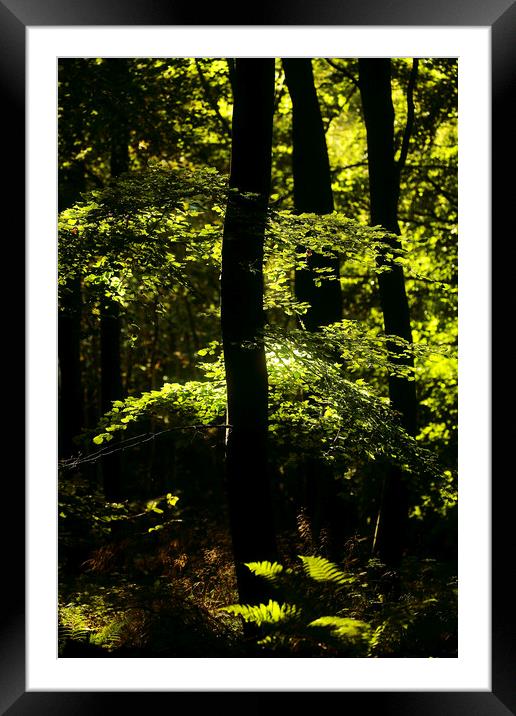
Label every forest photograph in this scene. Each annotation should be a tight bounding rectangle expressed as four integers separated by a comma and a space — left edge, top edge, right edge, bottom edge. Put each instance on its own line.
57, 56, 458, 660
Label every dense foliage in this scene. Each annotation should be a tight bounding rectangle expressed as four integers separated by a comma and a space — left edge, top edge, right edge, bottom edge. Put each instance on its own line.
58, 57, 457, 659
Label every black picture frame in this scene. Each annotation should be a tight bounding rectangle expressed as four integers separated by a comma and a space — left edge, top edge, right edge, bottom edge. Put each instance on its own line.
5, 0, 514, 712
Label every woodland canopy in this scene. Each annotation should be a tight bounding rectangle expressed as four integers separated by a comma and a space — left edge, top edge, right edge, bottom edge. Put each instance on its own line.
58, 57, 457, 658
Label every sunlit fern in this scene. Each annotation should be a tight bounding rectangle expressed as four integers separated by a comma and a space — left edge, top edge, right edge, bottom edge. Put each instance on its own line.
221, 556, 371, 654
299, 555, 355, 587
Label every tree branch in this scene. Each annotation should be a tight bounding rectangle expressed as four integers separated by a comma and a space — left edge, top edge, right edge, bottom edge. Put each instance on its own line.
424, 174, 458, 208
194, 59, 232, 138
324, 58, 360, 89
59, 423, 229, 470
397, 58, 419, 173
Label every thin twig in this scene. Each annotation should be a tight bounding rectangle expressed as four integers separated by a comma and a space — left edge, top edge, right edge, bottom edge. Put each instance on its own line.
324, 59, 360, 89
423, 175, 457, 208
194, 59, 232, 138
59, 423, 230, 470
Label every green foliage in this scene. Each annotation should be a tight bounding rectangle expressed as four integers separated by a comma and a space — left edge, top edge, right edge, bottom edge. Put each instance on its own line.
309, 615, 370, 638
58, 57, 458, 658
87, 334, 443, 490
224, 600, 299, 627
58, 606, 92, 651
221, 556, 371, 654
59, 600, 130, 653
244, 561, 284, 581
91, 376, 225, 443
59, 162, 451, 319
58, 165, 226, 307
299, 555, 354, 586
59, 474, 181, 554
58, 582, 146, 654
222, 555, 456, 656
58, 153, 457, 509
78, 301, 457, 532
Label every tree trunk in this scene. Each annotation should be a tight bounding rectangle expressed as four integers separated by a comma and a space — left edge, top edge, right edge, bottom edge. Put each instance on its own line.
58, 163, 85, 458
100, 302, 123, 415
221, 58, 277, 605
283, 58, 345, 558
283, 58, 342, 331
100, 59, 130, 500
358, 58, 418, 566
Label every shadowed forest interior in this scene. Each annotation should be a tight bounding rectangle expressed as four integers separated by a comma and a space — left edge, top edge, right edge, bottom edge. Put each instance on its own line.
58, 56, 458, 658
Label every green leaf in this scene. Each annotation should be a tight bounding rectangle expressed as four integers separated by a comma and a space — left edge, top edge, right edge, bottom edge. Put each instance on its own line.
245, 561, 284, 582
298, 555, 354, 586
308, 616, 370, 639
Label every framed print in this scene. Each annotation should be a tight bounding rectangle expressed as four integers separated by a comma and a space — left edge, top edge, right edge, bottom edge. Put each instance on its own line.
3, 0, 513, 711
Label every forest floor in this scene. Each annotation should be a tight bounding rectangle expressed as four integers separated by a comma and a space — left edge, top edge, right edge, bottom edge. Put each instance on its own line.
59, 504, 247, 657
58, 492, 458, 659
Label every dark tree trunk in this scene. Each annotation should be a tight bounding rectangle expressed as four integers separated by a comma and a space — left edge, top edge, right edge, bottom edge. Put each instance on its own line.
283, 58, 342, 331
58, 163, 85, 458
283, 58, 345, 558
99, 297, 123, 500
100, 302, 123, 415
221, 58, 277, 605
359, 59, 418, 566
106, 59, 131, 178
100, 59, 130, 500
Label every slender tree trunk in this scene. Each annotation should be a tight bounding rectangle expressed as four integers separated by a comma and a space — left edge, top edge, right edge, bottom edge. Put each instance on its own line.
99, 297, 123, 500
100, 302, 123, 415
106, 58, 131, 178
221, 58, 277, 605
283, 58, 344, 557
58, 163, 85, 458
283, 58, 342, 330
100, 59, 130, 500
358, 59, 417, 566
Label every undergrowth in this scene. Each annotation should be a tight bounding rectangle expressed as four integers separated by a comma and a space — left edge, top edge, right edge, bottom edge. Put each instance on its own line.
222, 555, 457, 657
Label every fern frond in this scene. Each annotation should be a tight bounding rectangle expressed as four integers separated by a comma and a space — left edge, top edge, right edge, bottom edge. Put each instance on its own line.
221, 600, 298, 626
58, 621, 91, 651
299, 555, 354, 586
245, 561, 284, 582
308, 616, 370, 639
90, 619, 127, 650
